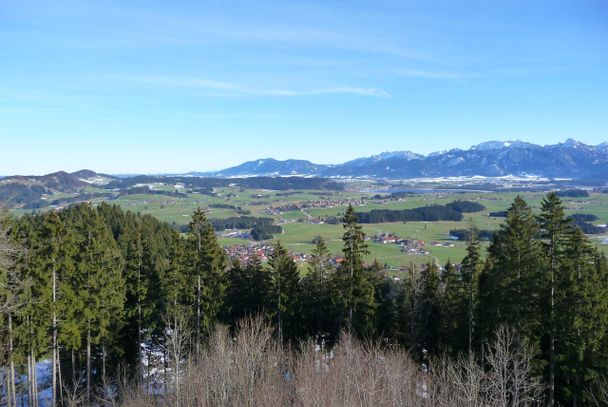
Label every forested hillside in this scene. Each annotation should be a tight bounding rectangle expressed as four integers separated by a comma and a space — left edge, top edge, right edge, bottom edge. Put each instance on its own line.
1, 193, 608, 406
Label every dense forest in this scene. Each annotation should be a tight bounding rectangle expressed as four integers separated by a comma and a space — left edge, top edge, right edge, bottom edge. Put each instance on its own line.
350, 200, 485, 223
1, 193, 608, 406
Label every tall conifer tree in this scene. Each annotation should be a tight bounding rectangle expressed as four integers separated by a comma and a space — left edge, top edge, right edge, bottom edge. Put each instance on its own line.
538, 192, 571, 407
187, 208, 226, 351
461, 225, 482, 355
300, 238, 337, 342
335, 205, 375, 337
269, 241, 302, 343
69, 204, 125, 402
439, 259, 467, 356
555, 228, 608, 405
478, 196, 543, 360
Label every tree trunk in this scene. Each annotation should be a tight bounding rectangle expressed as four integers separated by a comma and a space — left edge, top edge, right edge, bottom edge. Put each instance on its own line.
138, 299, 142, 380
196, 275, 201, 355
8, 314, 16, 407
57, 349, 64, 407
102, 344, 107, 386
27, 353, 33, 407
71, 348, 76, 385
52, 264, 57, 407
163, 348, 168, 394
138, 257, 143, 383
2, 371, 6, 407
86, 324, 91, 405
349, 262, 353, 333
468, 276, 473, 356
32, 351, 38, 407
175, 364, 180, 407
548, 239, 556, 407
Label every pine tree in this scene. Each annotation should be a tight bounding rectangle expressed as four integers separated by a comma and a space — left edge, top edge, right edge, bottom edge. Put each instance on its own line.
69, 204, 125, 402
439, 259, 467, 356
249, 255, 273, 314
461, 225, 482, 356
186, 208, 227, 352
39, 211, 77, 407
164, 235, 189, 322
554, 228, 608, 405
225, 259, 245, 322
300, 238, 337, 342
121, 225, 159, 380
268, 241, 302, 343
478, 196, 543, 345
412, 262, 441, 356
226, 255, 273, 324
335, 204, 375, 337
0, 212, 27, 407
13, 214, 51, 407
370, 260, 401, 344
399, 263, 421, 349
538, 192, 571, 407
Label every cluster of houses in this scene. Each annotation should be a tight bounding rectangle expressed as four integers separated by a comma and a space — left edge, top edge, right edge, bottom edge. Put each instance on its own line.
263, 199, 366, 216
223, 244, 309, 264
371, 233, 430, 256
373, 233, 401, 244
400, 239, 430, 256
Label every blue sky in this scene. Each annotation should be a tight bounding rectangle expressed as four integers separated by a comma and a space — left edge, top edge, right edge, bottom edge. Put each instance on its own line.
1, 0, 607, 174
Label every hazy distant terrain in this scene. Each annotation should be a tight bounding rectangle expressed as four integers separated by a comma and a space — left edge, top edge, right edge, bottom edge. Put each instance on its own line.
212, 139, 608, 180
1, 167, 606, 268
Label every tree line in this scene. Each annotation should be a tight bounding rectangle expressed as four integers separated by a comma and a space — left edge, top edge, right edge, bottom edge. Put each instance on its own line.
1, 192, 607, 406
327, 200, 486, 224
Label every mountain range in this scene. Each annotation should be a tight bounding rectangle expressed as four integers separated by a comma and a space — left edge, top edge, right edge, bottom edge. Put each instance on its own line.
210, 139, 608, 181
2, 139, 608, 185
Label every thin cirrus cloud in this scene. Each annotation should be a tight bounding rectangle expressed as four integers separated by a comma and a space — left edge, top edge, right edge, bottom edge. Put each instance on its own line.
114, 75, 390, 98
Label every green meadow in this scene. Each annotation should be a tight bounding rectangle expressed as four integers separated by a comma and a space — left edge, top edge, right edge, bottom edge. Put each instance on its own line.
86, 187, 608, 268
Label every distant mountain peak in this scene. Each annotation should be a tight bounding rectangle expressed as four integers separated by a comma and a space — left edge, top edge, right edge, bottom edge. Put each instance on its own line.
472, 140, 534, 151
371, 151, 422, 160
561, 138, 583, 148
71, 169, 98, 178
214, 157, 327, 177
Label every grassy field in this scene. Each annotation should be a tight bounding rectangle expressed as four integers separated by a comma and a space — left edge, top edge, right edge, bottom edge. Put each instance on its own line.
102, 189, 608, 266
15, 185, 608, 267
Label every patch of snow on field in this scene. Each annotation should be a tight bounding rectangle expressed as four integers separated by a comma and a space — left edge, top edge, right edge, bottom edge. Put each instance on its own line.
78, 176, 113, 185
1, 359, 53, 406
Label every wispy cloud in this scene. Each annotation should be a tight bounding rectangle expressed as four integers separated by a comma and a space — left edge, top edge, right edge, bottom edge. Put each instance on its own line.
114, 75, 390, 98
394, 66, 565, 80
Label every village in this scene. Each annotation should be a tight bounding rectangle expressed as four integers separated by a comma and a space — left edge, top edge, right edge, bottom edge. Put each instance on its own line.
262, 198, 366, 219
221, 231, 458, 267
224, 243, 310, 264
371, 233, 431, 256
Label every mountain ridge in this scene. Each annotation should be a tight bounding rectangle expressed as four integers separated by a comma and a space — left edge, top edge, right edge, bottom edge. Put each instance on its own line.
209, 139, 608, 180
2, 139, 608, 182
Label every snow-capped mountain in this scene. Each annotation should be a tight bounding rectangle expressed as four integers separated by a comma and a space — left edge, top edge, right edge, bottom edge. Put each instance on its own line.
210, 139, 608, 180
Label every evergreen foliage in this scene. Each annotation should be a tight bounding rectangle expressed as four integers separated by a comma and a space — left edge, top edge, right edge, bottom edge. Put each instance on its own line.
439, 260, 467, 356
300, 238, 339, 343
268, 241, 302, 343
1, 193, 607, 407
335, 205, 375, 337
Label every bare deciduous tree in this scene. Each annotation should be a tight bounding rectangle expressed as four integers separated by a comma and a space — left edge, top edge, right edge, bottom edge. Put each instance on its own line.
120, 320, 543, 407
0, 212, 28, 407
162, 307, 191, 407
